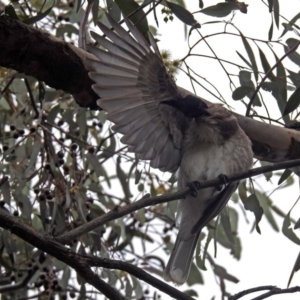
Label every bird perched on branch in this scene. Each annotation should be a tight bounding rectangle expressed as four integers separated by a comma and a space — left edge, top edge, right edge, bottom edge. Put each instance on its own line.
86, 13, 253, 285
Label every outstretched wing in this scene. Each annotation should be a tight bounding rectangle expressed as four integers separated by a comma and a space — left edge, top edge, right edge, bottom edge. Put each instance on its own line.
86, 14, 187, 172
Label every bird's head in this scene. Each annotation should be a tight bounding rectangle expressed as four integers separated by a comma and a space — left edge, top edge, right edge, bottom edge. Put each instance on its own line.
161, 95, 210, 119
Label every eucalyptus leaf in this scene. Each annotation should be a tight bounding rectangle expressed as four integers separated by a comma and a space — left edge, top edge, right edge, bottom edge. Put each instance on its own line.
200, 2, 238, 18
166, 1, 197, 26
242, 194, 263, 234
232, 86, 254, 100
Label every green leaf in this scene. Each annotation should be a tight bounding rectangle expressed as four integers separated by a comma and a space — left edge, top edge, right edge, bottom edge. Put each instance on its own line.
86, 153, 103, 177
236, 51, 252, 69
295, 218, 300, 230
23, 5, 53, 25
267, 0, 273, 12
243, 194, 263, 234
116, 156, 132, 199
284, 87, 300, 115
278, 169, 292, 185
125, 278, 133, 298
187, 262, 203, 286
280, 12, 300, 38
288, 69, 300, 87
273, 0, 279, 28
183, 289, 198, 297
0, 179, 10, 205
268, 17, 273, 41
220, 209, 235, 245
114, 0, 150, 43
106, 0, 121, 21
238, 71, 261, 106
269, 53, 289, 123
166, 1, 197, 26
288, 251, 300, 287
258, 47, 274, 79
285, 38, 300, 67
260, 160, 273, 181
257, 191, 279, 232
282, 212, 300, 245
4, 5, 19, 20
239, 70, 251, 82
92, 0, 100, 25
240, 34, 258, 81
200, 3, 238, 18
213, 263, 239, 283
232, 86, 254, 100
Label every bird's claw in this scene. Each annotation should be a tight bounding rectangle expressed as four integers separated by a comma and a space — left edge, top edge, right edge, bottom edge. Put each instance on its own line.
187, 181, 201, 198
215, 174, 228, 191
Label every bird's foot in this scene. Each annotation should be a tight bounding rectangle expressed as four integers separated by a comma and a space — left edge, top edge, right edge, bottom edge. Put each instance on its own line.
215, 174, 228, 191
187, 181, 201, 198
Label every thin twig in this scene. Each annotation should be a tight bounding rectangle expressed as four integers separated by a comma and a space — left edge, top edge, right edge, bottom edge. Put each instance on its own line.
56, 158, 300, 245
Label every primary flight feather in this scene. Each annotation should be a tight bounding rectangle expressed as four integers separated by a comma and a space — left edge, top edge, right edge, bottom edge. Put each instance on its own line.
86, 13, 253, 285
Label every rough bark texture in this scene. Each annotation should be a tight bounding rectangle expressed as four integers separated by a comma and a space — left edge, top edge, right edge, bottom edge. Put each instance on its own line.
0, 15, 98, 109
1, 15, 300, 162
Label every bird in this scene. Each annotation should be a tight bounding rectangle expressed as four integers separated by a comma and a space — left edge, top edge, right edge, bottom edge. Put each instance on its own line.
85, 13, 253, 285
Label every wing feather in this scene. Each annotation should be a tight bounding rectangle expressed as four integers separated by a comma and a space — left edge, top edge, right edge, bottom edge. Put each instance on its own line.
86, 14, 186, 172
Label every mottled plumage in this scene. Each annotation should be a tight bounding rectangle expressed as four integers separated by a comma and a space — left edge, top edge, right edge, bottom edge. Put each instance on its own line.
86, 14, 253, 285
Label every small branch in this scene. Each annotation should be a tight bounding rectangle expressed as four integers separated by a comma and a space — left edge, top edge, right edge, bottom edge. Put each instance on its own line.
229, 285, 275, 299
83, 255, 194, 300
229, 285, 300, 300
0, 270, 37, 293
0, 211, 124, 300
56, 158, 300, 245
246, 40, 300, 116
0, 209, 194, 300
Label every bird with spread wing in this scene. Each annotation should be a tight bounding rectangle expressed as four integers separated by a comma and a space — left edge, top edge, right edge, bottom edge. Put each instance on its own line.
85, 14, 253, 285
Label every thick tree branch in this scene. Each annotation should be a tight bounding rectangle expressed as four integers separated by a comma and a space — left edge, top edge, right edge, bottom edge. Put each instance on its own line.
0, 210, 124, 300
2, 15, 300, 162
56, 158, 300, 245
0, 15, 98, 109
0, 209, 194, 300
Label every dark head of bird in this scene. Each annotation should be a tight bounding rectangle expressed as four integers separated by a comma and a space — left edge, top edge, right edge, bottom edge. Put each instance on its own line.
161, 95, 209, 119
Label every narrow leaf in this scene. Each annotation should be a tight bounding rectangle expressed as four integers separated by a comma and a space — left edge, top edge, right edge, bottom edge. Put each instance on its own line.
232, 86, 253, 100
23, 5, 53, 25
166, 1, 197, 26
282, 212, 300, 245
284, 87, 300, 115
278, 169, 292, 185
288, 251, 300, 287
273, 0, 279, 28
240, 34, 258, 81
114, 0, 150, 43
243, 194, 263, 234
268, 17, 273, 41
258, 47, 274, 79
200, 3, 238, 18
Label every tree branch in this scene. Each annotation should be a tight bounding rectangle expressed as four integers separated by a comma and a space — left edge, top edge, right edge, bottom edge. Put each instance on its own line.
2, 16, 300, 162
0, 15, 98, 109
229, 285, 300, 300
82, 255, 194, 300
0, 208, 194, 300
0, 210, 124, 300
56, 158, 300, 245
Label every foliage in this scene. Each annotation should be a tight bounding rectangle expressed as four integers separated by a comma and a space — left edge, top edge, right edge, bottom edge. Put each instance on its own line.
0, 0, 300, 299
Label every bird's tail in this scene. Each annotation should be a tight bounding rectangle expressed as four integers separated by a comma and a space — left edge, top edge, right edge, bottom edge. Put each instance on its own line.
163, 232, 200, 285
